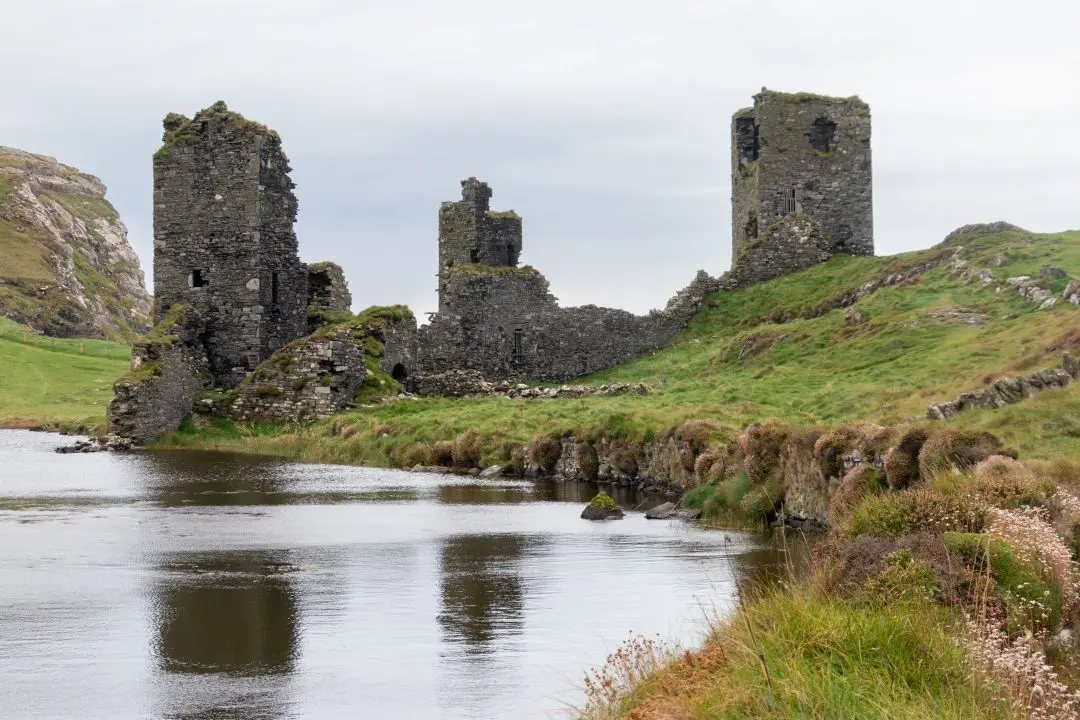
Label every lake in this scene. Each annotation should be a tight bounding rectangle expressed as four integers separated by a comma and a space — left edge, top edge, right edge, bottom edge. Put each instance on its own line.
0, 430, 784, 719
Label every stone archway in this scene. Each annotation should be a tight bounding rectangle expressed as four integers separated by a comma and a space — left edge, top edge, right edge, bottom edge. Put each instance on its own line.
391, 364, 408, 383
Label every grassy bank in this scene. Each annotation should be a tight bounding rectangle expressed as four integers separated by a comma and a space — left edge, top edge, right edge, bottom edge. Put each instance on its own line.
154, 227, 1080, 469
0, 316, 129, 432
578, 455, 1080, 719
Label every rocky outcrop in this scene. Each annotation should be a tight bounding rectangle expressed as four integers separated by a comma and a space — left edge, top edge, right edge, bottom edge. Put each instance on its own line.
0, 146, 150, 339
927, 354, 1080, 420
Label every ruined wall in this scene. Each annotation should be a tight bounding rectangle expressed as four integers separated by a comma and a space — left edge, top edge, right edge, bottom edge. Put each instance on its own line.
731, 90, 873, 281
226, 330, 366, 422
437, 178, 522, 311
307, 262, 352, 315
727, 214, 833, 285
107, 308, 211, 442
418, 263, 718, 384
153, 102, 308, 388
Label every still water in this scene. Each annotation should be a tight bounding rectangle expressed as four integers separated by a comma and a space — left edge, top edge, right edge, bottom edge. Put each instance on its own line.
0, 430, 783, 719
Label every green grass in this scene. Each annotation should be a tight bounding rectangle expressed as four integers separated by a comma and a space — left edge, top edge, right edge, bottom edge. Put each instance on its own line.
583, 591, 1011, 719
156, 228, 1080, 468
0, 316, 129, 431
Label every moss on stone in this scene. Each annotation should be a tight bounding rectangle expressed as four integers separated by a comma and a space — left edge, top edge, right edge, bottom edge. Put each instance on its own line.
588, 492, 619, 513
758, 89, 870, 111
449, 263, 541, 279
145, 304, 191, 344
485, 210, 520, 220
156, 101, 281, 159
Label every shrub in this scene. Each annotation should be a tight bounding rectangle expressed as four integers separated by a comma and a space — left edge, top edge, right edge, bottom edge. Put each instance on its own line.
338, 425, 357, 439
969, 456, 1054, 508
842, 489, 989, 538
610, 446, 639, 476
290, 377, 308, 392
452, 430, 483, 468
577, 442, 599, 481
508, 445, 527, 475
864, 549, 941, 604
740, 485, 775, 524
814, 422, 894, 479
693, 451, 717, 483
829, 465, 887, 524
433, 441, 455, 466
918, 428, 1012, 479
737, 420, 788, 484
677, 419, 716, 452
528, 434, 562, 474
987, 507, 1076, 609
403, 442, 434, 467
683, 482, 718, 510
945, 532, 1064, 633
254, 385, 282, 398
883, 426, 930, 489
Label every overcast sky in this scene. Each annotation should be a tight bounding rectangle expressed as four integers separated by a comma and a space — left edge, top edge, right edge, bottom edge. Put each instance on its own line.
3, 0, 1078, 318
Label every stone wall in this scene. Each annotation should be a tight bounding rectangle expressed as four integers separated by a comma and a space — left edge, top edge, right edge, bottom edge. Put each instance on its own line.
153, 102, 308, 388
106, 308, 210, 442
417, 262, 718, 383
418, 179, 719, 385
731, 90, 873, 282
307, 262, 352, 314
727, 214, 832, 285
226, 330, 366, 423
437, 178, 522, 312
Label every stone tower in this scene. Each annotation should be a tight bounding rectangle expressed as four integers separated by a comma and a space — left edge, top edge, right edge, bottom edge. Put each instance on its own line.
437, 177, 522, 311
152, 102, 308, 388
731, 90, 873, 270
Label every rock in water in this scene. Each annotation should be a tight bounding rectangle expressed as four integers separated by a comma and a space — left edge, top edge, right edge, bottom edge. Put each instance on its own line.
581, 492, 624, 520
645, 502, 677, 519
479, 465, 505, 479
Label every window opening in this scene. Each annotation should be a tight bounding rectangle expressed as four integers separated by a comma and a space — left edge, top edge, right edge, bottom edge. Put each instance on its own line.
391, 364, 408, 382
271, 271, 279, 305
785, 189, 798, 215
807, 117, 837, 153
190, 269, 206, 288
511, 329, 524, 365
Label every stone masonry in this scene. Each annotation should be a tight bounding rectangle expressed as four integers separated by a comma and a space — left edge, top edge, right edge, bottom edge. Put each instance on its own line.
730, 89, 873, 284
414, 179, 719, 384
307, 261, 352, 315
153, 102, 309, 389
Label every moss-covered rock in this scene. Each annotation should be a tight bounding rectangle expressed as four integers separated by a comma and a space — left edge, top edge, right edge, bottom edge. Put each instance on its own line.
581, 492, 624, 520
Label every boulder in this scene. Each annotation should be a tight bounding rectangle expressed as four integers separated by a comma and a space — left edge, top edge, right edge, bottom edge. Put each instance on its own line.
645, 502, 677, 519
479, 464, 505, 479
1041, 265, 1067, 280
676, 508, 703, 520
581, 493, 624, 520
55, 434, 135, 454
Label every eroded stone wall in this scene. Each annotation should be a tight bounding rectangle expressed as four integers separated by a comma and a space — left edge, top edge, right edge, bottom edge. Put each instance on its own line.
226, 330, 366, 422
307, 261, 352, 315
153, 102, 308, 388
731, 90, 873, 283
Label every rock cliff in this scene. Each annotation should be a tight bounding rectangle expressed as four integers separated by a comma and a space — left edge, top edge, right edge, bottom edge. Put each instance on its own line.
0, 146, 150, 339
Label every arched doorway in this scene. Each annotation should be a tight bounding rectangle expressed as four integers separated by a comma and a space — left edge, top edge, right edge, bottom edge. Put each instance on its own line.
391, 364, 408, 383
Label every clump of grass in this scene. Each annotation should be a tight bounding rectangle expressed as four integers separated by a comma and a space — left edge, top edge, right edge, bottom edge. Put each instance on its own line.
842, 488, 989, 538
919, 428, 1014, 479
884, 426, 930, 489
452, 430, 483, 468
528, 433, 562, 474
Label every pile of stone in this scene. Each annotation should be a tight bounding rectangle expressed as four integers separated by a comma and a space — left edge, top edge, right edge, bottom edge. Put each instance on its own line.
1005, 275, 1058, 310
927, 353, 1079, 420
412, 368, 649, 399
55, 434, 135, 454
1063, 280, 1080, 306
505, 382, 650, 399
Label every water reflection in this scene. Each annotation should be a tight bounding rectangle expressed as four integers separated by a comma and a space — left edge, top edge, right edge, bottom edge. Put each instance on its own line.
438, 534, 533, 654
154, 551, 300, 675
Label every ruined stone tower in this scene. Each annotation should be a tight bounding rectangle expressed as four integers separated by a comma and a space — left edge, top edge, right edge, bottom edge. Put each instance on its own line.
730, 90, 872, 284
152, 102, 309, 387
437, 177, 522, 311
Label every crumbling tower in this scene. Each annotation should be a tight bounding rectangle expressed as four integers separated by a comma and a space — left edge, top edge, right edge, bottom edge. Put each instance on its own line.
731, 90, 873, 282
152, 102, 309, 387
437, 177, 522, 311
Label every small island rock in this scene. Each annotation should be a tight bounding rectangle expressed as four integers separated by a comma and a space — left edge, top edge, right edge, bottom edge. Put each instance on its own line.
581, 492, 624, 520
645, 502, 677, 519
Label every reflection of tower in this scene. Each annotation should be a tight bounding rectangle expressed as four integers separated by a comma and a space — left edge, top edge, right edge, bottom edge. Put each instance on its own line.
437, 534, 528, 653
155, 551, 299, 674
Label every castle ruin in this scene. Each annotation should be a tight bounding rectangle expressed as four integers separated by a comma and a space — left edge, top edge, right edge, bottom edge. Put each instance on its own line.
728, 90, 873, 285
109, 89, 874, 439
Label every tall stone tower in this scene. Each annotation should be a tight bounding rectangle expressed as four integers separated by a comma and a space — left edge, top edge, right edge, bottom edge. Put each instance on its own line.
731, 90, 873, 280
437, 177, 522, 311
152, 102, 309, 388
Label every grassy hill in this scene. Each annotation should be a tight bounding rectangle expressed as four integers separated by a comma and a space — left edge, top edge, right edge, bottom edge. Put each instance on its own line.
157, 225, 1080, 465
0, 316, 129, 432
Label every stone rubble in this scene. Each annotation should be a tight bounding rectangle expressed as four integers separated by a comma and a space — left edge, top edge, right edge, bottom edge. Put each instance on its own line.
927, 353, 1080, 420
55, 434, 135, 454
